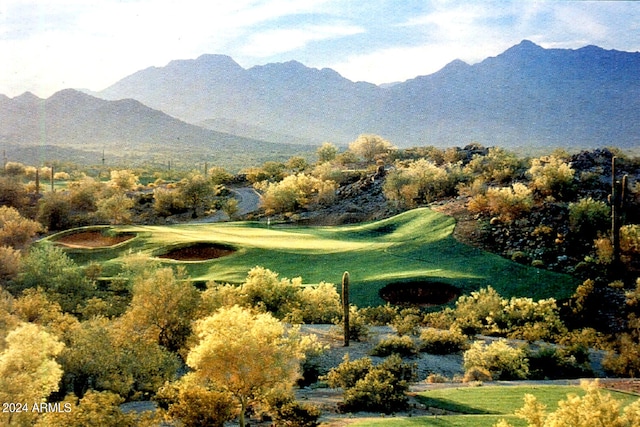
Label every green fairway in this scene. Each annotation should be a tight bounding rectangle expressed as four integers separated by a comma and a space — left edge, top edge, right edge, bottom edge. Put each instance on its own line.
45, 208, 579, 307
349, 385, 640, 427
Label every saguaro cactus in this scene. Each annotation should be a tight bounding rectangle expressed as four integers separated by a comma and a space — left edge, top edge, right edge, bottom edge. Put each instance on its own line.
609, 157, 628, 269
342, 271, 350, 347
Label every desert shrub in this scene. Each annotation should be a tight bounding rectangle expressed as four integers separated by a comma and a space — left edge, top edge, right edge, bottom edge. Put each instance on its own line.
153, 187, 185, 217
568, 197, 610, 241
349, 134, 395, 163
0, 176, 28, 209
108, 170, 139, 191
462, 366, 493, 383
527, 345, 593, 380
257, 173, 337, 215
527, 155, 575, 200
37, 191, 73, 231
497, 380, 640, 427
463, 340, 529, 380
0, 206, 42, 249
359, 304, 399, 326
294, 282, 341, 324
423, 307, 455, 330
602, 333, 640, 378
198, 283, 245, 315
370, 335, 417, 357
0, 246, 21, 281
324, 354, 374, 389
15, 245, 93, 314
425, 373, 449, 383
419, 328, 468, 354
452, 286, 504, 336
241, 266, 301, 319
451, 287, 566, 342
464, 147, 523, 184
391, 307, 423, 336
333, 354, 416, 414
485, 183, 534, 222
68, 177, 105, 212
556, 328, 609, 351
95, 192, 134, 225
265, 393, 320, 427
156, 381, 235, 427
35, 390, 139, 427
3, 161, 26, 177
383, 159, 463, 207
316, 142, 339, 163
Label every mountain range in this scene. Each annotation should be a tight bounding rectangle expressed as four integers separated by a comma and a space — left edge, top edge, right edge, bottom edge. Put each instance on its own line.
0, 89, 305, 168
1, 40, 638, 167
96, 40, 640, 150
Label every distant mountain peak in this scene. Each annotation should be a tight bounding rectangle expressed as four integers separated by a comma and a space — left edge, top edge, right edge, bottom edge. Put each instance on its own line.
503, 39, 545, 56
13, 91, 42, 101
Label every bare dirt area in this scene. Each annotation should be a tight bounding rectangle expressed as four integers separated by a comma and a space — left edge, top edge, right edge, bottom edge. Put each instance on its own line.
55, 231, 135, 248
431, 196, 485, 249
157, 243, 236, 261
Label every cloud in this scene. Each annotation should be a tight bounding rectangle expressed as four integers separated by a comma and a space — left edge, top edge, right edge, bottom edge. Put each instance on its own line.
240, 23, 364, 57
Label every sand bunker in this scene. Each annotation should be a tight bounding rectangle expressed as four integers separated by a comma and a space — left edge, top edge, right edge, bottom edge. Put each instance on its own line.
158, 243, 236, 261
56, 231, 135, 248
379, 281, 460, 306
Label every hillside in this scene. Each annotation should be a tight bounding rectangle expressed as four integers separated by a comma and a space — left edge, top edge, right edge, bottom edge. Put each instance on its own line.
96, 41, 640, 150
0, 89, 309, 168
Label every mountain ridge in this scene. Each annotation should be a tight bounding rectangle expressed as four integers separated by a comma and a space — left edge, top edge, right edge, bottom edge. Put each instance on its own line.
95, 40, 640, 149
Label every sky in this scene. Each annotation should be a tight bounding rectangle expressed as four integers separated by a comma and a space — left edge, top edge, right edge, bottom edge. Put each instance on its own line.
1, 0, 639, 98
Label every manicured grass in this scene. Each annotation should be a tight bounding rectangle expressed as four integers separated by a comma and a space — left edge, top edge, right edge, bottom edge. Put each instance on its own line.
44, 208, 579, 307
350, 385, 640, 427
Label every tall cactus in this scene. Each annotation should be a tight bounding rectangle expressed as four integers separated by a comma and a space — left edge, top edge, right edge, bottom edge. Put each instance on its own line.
609, 157, 628, 269
342, 271, 350, 347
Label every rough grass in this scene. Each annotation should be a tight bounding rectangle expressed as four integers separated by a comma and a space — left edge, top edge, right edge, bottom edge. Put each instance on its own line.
350, 385, 640, 427
43, 208, 579, 307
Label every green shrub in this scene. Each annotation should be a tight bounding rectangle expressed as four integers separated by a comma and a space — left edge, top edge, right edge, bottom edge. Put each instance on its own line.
359, 304, 399, 326
527, 155, 576, 200
463, 340, 529, 380
265, 393, 320, 427
329, 354, 416, 414
391, 307, 422, 336
156, 382, 235, 427
323, 354, 373, 390
419, 328, 468, 355
370, 335, 417, 358
568, 197, 610, 241
485, 183, 533, 222
527, 346, 593, 380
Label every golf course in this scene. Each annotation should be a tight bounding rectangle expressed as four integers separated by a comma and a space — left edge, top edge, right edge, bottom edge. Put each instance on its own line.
46, 208, 579, 307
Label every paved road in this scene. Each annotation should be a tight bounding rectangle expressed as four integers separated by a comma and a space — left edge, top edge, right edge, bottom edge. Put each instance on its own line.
189, 186, 260, 223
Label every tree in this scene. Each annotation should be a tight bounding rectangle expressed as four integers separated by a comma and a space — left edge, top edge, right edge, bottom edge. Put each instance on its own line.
0, 323, 64, 426
0, 176, 28, 211
108, 170, 139, 191
316, 142, 338, 163
0, 205, 42, 249
348, 134, 395, 163
179, 174, 218, 218
15, 245, 93, 314
37, 191, 72, 231
186, 306, 309, 427
123, 267, 200, 351
95, 192, 134, 224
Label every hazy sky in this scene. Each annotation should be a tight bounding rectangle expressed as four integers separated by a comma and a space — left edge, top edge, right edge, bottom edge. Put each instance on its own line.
1, 1, 639, 97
